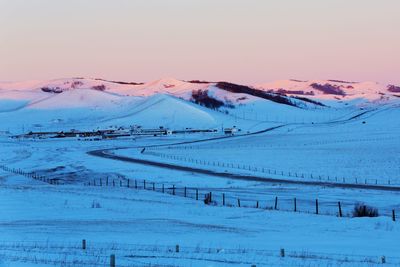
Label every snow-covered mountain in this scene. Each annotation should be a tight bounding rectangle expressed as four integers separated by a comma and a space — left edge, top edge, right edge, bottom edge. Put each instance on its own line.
256, 79, 399, 101
1, 77, 397, 104
0, 77, 399, 133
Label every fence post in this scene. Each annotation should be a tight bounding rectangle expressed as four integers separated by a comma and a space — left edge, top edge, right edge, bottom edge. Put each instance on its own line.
393, 210, 396, 222
144, 180, 146, 189
127, 179, 130, 188
82, 239, 86, 250
135, 180, 137, 189
196, 189, 198, 200
120, 180, 122, 187
175, 245, 180, 253
274, 196, 278, 210
209, 192, 212, 202
280, 248, 285, 257
338, 201, 342, 217
162, 184, 165, 193
294, 198, 297, 212
184, 187, 187, 197
237, 198, 241, 207
256, 201, 259, 209
153, 182, 155, 191
110, 254, 115, 267
222, 193, 225, 206
316, 199, 319, 215
172, 185, 175, 195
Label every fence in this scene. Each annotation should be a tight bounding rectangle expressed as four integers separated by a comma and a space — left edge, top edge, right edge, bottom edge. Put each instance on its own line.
139, 150, 400, 186
1, 240, 396, 267
0, 164, 397, 221
83, 176, 397, 222
0, 165, 58, 184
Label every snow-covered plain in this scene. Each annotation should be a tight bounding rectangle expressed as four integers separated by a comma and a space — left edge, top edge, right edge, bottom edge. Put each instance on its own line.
0, 77, 399, 266
1, 174, 399, 266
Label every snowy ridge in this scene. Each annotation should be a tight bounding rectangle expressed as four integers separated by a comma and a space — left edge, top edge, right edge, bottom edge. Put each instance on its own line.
0, 77, 399, 133
256, 79, 397, 101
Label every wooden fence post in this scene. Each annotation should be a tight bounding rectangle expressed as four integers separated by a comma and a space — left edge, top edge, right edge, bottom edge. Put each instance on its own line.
110, 254, 115, 267
237, 198, 241, 207
392, 210, 396, 222
222, 193, 225, 206
294, 198, 297, 212
196, 189, 198, 200
280, 248, 285, 257
175, 244, 180, 253
135, 180, 137, 189
162, 184, 165, 193
127, 180, 130, 188
184, 187, 187, 197
209, 192, 212, 202
316, 199, 319, 215
172, 185, 175, 195
338, 201, 342, 217
82, 239, 86, 250
153, 182, 155, 191
274, 196, 278, 210
256, 201, 259, 208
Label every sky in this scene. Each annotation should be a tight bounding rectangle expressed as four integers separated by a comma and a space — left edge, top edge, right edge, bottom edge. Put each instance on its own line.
1, 0, 399, 85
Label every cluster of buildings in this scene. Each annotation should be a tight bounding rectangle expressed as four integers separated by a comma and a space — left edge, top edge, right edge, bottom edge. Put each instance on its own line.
11, 125, 233, 140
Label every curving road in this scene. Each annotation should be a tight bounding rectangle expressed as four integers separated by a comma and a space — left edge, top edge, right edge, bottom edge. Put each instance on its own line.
88, 149, 400, 192
87, 108, 400, 192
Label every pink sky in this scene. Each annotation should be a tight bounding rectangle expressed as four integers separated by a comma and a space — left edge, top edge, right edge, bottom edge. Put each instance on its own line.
1, 0, 399, 85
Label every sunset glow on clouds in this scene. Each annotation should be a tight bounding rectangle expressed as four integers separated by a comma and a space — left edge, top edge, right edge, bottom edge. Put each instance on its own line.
1, 0, 399, 84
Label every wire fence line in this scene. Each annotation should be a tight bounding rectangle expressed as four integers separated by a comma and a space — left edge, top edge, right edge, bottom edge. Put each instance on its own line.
151, 136, 397, 150
83, 177, 398, 221
139, 150, 400, 186
1, 240, 397, 267
0, 164, 398, 221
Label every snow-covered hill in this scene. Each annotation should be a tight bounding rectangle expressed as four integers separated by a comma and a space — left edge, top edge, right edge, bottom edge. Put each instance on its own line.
0, 77, 399, 133
256, 79, 399, 102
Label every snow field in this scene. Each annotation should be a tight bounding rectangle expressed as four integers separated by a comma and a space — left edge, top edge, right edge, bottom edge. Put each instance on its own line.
0, 174, 399, 266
